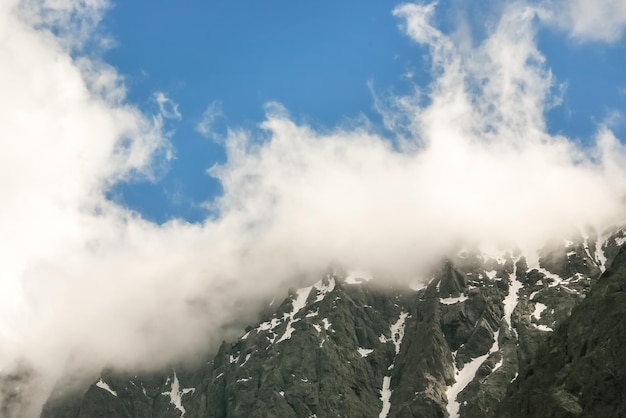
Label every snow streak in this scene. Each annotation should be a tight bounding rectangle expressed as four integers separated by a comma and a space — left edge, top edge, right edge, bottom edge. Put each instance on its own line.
379, 311, 409, 418
161, 370, 195, 417
446, 332, 500, 418
95, 379, 117, 397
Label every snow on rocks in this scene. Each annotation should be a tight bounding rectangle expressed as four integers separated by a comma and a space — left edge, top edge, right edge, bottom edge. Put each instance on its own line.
322, 318, 332, 331
95, 379, 117, 397
594, 232, 609, 271
240, 353, 252, 367
485, 270, 498, 280
254, 276, 340, 345
389, 312, 408, 355
161, 370, 195, 417
446, 331, 500, 418
276, 285, 312, 343
532, 324, 553, 332
440, 295, 468, 305
531, 302, 547, 321
503, 262, 522, 331
358, 348, 374, 357
379, 376, 392, 418
313, 276, 336, 302
378, 312, 409, 418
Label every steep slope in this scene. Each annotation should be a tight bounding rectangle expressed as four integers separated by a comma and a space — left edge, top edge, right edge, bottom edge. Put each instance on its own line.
499, 243, 626, 417
38, 228, 624, 418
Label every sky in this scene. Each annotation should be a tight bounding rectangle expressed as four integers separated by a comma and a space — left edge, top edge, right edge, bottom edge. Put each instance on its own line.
2, 0, 626, 415
101, 0, 626, 224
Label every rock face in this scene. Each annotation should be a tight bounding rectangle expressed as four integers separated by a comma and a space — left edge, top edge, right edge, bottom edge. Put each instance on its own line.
499, 243, 626, 418
36, 228, 626, 418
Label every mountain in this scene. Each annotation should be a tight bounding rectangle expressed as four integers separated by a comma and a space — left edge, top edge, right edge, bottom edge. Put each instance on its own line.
499, 241, 626, 417
30, 227, 626, 417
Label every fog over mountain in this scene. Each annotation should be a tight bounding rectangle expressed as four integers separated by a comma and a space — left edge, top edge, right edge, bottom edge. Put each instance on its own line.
1, 0, 626, 415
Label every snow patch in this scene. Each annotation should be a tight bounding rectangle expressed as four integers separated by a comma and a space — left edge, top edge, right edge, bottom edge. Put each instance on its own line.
492, 357, 504, 373
276, 286, 313, 343
358, 348, 374, 357
595, 232, 609, 271
377, 312, 409, 417
322, 318, 332, 331
582, 237, 593, 261
257, 317, 281, 333
305, 310, 318, 318
503, 263, 522, 331
532, 324, 553, 332
313, 276, 336, 302
379, 376, 392, 418
390, 312, 408, 355
240, 353, 252, 367
96, 379, 117, 397
161, 371, 193, 417
440, 295, 468, 305
446, 331, 500, 418
537, 267, 563, 287
531, 302, 547, 321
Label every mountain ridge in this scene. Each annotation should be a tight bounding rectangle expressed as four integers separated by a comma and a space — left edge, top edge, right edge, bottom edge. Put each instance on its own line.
10, 227, 625, 417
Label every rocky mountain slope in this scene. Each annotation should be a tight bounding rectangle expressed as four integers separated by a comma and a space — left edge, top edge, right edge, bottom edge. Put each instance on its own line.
36, 227, 626, 417
499, 242, 626, 417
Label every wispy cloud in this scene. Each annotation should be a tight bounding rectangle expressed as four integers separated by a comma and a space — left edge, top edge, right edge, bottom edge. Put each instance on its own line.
154, 91, 182, 120
196, 100, 223, 139
543, 0, 626, 42
1, 1, 626, 415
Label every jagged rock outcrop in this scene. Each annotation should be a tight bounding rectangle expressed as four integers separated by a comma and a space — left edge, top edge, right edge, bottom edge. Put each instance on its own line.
36, 228, 626, 418
499, 243, 626, 417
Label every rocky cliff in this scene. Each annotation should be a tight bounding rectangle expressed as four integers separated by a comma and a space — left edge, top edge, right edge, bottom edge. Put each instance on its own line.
37, 228, 626, 417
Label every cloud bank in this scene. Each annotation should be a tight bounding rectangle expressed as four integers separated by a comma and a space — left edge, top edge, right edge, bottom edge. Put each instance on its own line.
1, 0, 626, 414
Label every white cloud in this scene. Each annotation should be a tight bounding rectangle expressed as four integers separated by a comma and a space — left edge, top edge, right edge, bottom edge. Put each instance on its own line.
394, 2, 440, 45
154, 91, 182, 120
0, 0, 171, 413
543, 0, 626, 42
1, 0, 626, 415
196, 100, 223, 139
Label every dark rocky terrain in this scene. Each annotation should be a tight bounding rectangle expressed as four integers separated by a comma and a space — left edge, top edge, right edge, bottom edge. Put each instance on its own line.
20, 227, 626, 417
499, 242, 626, 418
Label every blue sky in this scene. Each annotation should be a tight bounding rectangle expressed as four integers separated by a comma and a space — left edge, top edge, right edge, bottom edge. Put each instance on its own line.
99, 0, 625, 224
102, 0, 421, 222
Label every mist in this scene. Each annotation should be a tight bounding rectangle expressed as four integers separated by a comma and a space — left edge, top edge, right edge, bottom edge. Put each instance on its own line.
1, 0, 626, 414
